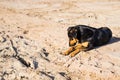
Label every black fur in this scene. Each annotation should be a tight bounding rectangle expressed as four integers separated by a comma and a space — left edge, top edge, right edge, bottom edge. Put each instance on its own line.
67, 25, 112, 50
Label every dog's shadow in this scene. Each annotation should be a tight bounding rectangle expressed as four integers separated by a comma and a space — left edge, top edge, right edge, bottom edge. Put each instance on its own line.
108, 37, 120, 44
94, 36, 120, 49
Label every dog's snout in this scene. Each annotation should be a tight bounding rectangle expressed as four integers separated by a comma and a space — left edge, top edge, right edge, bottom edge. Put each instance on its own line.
69, 38, 78, 46
73, 43, 76, 46
69, 42, 76, 46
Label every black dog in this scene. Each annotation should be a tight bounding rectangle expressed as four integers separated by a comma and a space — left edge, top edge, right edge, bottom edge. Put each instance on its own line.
62, 25, 112, 57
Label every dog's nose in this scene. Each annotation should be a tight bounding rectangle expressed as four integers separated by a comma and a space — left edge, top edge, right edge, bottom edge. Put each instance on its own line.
74, 43, 76, 45
69, 42, 76, 46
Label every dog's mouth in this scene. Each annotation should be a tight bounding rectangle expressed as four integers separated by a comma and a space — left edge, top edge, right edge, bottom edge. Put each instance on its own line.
69, 38, 78, 46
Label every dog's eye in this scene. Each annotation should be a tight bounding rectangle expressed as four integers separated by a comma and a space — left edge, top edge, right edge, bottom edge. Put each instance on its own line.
69, 38, 73, 40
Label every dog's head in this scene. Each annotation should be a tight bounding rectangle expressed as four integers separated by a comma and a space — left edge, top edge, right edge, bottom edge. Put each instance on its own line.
67, 27, 78, 46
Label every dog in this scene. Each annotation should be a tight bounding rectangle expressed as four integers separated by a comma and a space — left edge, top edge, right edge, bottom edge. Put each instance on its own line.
62, 25, 112, 57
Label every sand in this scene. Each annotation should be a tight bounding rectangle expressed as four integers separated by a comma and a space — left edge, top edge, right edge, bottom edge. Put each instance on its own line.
0, 0, 120, 80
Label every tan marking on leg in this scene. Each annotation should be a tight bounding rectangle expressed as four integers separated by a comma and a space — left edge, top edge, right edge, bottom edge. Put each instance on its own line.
70, 49, 80, 57
70, 43, 82, 57
62, 42, 89, 57
62, 47, 74, 55
75, 43, 83, 49
70, 43, 87, 57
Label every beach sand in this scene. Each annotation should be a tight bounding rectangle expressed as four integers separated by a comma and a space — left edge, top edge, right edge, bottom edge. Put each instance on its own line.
0, 0, 120, 80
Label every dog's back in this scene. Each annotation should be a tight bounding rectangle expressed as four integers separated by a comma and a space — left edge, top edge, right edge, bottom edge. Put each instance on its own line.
94, 27, 112, 46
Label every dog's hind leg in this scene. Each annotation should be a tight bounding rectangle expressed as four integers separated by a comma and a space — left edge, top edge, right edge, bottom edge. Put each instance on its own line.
82, 42, 89, 48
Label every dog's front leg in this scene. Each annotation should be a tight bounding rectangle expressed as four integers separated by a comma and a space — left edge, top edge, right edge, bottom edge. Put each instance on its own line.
70, 43, 83, 57
62, 47, 75, 55
70, 42, 89, 57
70, 49, 81, 57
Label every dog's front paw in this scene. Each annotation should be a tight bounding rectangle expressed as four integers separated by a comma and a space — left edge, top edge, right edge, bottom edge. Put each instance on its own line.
60, 51, 69, 56
70, 53, 75, 57
61, 47, 75, 56
70, 49, 80, 57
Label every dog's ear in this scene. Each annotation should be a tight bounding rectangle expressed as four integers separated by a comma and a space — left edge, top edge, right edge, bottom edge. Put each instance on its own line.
67, 27, 78, 32
67, 27, 72, 32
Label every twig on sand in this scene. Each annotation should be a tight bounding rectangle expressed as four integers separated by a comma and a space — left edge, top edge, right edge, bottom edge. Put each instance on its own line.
40, 71, 55, 80
7, 35, 18, 57
8, 35, 31, 67
40, 53, 50, 62
41, 48, 49, 57
15, 56, 31, 67
9, 39, 18, 57
59, 72, 71, 80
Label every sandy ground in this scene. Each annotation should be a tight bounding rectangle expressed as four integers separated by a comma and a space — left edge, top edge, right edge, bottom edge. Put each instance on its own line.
0, 0, 120, 80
